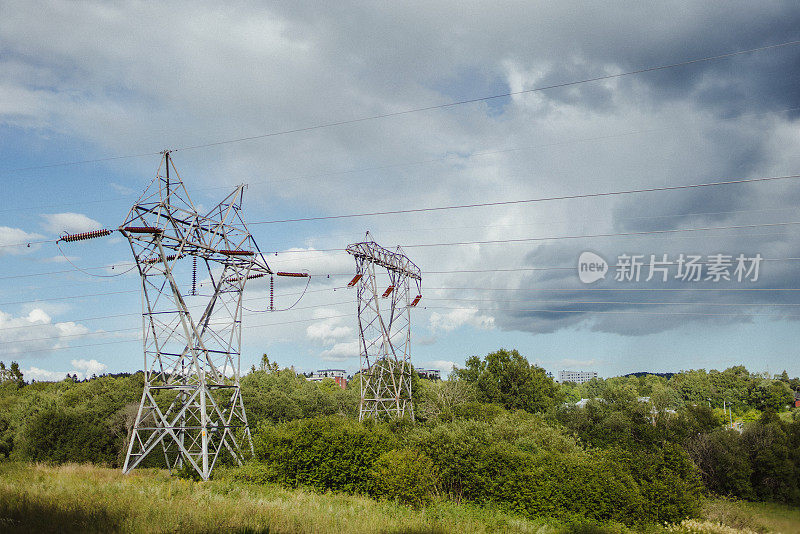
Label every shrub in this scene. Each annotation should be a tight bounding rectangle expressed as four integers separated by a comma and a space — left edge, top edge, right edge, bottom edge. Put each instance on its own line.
251, 415, 397, 493
18, 406, 116, 465
370, 449, 438, 506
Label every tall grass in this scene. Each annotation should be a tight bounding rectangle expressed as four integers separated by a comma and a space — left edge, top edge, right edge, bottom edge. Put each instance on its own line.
702, 498, 800, 534
0, 462, 556, 534
1, 463, 796, 534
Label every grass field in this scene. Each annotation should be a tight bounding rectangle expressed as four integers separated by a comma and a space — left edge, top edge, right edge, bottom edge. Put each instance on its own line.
702, 499, 800, 534
0, 463, 798, 534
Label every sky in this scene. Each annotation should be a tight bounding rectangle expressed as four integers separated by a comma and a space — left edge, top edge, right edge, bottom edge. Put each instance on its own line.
2, 1, 800, 381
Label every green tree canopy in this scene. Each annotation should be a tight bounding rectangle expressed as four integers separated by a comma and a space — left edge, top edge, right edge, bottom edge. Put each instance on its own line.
452, 348, 562, 413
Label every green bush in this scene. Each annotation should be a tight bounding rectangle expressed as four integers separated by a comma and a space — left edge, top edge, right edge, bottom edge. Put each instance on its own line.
251, 415, 397, 493
18, 406, 117, 465
370, 449, 438, 506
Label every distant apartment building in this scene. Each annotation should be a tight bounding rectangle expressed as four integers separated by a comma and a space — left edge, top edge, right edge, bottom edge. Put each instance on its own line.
307, 369, 347, 389
417, 369, 441, 380
558, 370, 598, 384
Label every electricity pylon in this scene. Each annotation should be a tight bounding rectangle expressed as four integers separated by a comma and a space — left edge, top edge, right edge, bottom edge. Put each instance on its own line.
121, 151, 271, 480
346, 232, 421, 420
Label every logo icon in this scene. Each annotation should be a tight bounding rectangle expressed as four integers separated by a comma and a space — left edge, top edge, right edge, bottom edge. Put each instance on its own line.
578, 251, 608, 284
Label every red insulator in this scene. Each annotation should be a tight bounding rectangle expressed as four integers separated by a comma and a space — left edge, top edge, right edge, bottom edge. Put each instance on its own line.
124, 226, 162, 234
59, 229, 113, 243
381, 285, 395, 298
219, 249, 254, 256
224, 272, 267, 283
276, 272, 309, 278
410, 295, 422, 307
347, 274, 362, 287
143, 254, 180, 264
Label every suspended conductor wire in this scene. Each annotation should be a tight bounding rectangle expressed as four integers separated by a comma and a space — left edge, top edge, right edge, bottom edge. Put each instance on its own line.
171, 40, 800, 153
251, 173, 800, 226
1, 40, 798, 176
241, 272, 312, 313
55, 240, 137, 278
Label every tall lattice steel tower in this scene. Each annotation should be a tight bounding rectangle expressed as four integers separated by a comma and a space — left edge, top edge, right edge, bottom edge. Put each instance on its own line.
121, 152, 272, 480
346, 233, 421, 420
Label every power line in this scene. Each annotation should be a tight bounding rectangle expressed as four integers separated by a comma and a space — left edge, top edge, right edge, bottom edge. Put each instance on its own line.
250, 173, 800, 226
0, 308, 352, 355
0, 283, 346, 312
424, 297, 800, 307
4, 248, 800, 308
424, 304, 800, 319
425, 286, 800, 291
5, 104, 800, 218
0, 150, 163, 176
0, 289, 139, 307
2, 172, 798, 251
10, 295, 800, 358
401, 220, 800, 249
0, 299, 353, 345
0, 264, 134, 278
264, 218, 800, 254
0, 288, 338, 332
2, 40, 798, 175
171, 40, 800, 153
275, 204, 800, 244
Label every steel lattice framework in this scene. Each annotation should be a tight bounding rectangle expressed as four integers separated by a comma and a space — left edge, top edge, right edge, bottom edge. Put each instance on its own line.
346, 233, 421, 420
121, 152, 271, 480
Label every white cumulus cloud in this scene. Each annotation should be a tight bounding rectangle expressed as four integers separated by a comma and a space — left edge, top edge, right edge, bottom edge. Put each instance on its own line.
306, 321, 351, 343
24, 366, 70, 382
0, 308, 91, 356
23, 358, 108, 382
71, 358, 107, 377
320, 341, 359, 362
41, 212, 103, 235
429, 308, 495, 333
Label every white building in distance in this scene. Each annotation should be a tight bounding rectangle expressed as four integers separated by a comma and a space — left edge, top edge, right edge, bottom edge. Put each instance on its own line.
558, 370, 598, 384
307, 369, 347, 388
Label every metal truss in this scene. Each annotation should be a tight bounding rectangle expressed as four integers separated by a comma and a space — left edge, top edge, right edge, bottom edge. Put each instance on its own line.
121, 151, 271, 480
346, 232, 421, 420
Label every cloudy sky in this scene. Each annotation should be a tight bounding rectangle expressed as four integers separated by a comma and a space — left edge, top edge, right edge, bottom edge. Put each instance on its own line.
2, 1, 800, 381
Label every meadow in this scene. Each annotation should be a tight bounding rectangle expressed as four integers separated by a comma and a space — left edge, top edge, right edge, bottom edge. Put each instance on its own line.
2, 462, 799, 534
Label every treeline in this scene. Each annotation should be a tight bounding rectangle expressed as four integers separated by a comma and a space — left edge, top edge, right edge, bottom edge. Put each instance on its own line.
561, 365, 798, 416
0, 351, 798, 527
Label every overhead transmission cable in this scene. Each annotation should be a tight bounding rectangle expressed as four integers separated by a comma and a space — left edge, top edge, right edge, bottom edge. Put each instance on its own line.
4, 104, 800, 218
170, 40, 800, 153
249, 173, 800, 227
2, 172, 798, 251
9, 300, 800, 358
1, 39, 798, 176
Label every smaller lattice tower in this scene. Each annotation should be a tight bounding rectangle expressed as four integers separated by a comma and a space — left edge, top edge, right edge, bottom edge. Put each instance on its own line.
121, 151, 272, 480
346, 232, 422, 420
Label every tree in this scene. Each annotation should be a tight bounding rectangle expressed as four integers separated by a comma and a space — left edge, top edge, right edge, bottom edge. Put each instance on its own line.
0, 361, 24, 388
748, 379, 794, 412
258, 354, 280, 373
416, 379, 477, 421
452, 349, 562, 413
670, 369, 715, 405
